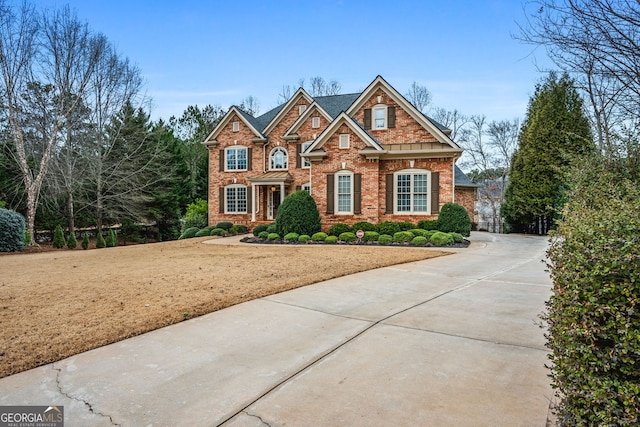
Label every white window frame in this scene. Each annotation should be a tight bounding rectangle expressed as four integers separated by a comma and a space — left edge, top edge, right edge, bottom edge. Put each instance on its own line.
224, 146, 248, 171
298, 105, 307, 115
339, 134, 350, 149
312, 116, 320, 128
393, 169, 431, 214
232, 121, 239, 132
373, 104, 387, 129
225, 184, 248, 214
302, 182, 311, 193
335, 170, 354, 214
269, 147, 288, 170
301, 141, 312, 168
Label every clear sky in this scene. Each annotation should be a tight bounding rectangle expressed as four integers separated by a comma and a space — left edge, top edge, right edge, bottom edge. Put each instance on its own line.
35, 0, 552, 124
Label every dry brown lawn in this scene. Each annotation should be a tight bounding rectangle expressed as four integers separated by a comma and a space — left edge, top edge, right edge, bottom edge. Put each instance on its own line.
0, 236, 449, 378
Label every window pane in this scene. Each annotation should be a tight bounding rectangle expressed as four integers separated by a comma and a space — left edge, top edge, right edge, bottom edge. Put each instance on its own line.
413, 174, 427, 193
226, 149, 236, 170
374, 108, 385, 128
226, 187, 236, 212
237, 148, 247, 170
337, 175, 351, 212
413, 194, 427, 212
237, 187, 247, 212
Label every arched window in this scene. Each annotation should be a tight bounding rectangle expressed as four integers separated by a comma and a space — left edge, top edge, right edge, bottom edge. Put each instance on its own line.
269, 147, 288, 170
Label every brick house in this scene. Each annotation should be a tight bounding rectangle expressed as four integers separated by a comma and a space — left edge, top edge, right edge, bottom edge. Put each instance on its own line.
203, 76, 477, 230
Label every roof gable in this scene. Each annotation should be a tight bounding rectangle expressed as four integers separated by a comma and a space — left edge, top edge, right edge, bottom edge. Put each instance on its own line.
261, 88, 313, 136
203, 106, 264, 145
283, 101, 332, 138
307, 112, 383, 153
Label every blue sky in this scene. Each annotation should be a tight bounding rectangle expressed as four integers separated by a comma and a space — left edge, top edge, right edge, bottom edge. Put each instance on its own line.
36, 0, 552, 123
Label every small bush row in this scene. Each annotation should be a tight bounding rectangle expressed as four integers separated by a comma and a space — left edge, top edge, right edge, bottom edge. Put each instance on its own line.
178, 222, 249, 240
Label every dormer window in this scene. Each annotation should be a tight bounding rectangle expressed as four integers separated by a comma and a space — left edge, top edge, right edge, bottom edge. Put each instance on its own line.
269, 147, 288, 170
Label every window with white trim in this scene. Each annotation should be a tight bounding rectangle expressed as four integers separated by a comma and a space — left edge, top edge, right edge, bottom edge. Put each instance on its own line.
312, 116, 320, 128
336, 171, 353, 213
299, 105, 306, 115
339, 134, 350, 149
269, 147, 288, 170
302, 182, 311, 193
225, 146, 248, 171
394, 169, 430, 214
373, 105, 387, 129
232, 121, 239, 132
225, 185, 247, 213
301, 141, 312, 168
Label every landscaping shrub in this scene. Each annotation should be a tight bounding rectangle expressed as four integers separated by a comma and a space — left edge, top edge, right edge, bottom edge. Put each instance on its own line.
258, 231, 269, 239
436, 203, 471, 236
182, 214, 207, 232
284, 232, 300, 241
195, 228, 212, 237
393, 231, 414, 243
311, 232, 327, 241
430, 231, 453, 246
411, 236, 428, 246
378, 234, 393, 245
298, 234, 310, 243
96, 232, 106, 248
24, 229, 30, 246
120, 219, 144, 243
362, 231, 379, 242
328, 223, 351, 236
351, 221, 377, 232
409, 228, 428, 237
325, 235, 338, 244
424, 230, 438, 238
67, 232, 78, 249
266, 223, 277, 233
377, 221, 400, 236
180, 227, 200, 239
215, 221, 233, 230
338, 231, 357, 242
450, 232, 464, 243
275, 190, 321, 237
230, 224, 248, 234
209, 228, 226, 236
267, 232, 280, 241
105, 229, 117, 247
52, 225, 66, 248
0, 208, 26, 252
545, 161, 640, 425
397, 221, 415, 231
417, 219, 438, 230
182, 199, 208, 233
81, 232, 89, 250
253, 223, 269, 236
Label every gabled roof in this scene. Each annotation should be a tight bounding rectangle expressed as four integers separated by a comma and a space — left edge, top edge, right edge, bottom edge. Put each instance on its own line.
346, 75, 461, 151
306, 112, 383, 153
455, 165, 481, 187
283, 101, 333, 139
203, 105, 264, 146
314, 93, 360, 118
261, 88, 314, 136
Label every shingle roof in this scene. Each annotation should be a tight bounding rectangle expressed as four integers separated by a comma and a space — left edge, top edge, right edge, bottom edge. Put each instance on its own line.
455, 166, 481, 187
234, 107, 264, 134
254, 104, 286, 132
314, 93, 361, 118
426, 116, 450, 133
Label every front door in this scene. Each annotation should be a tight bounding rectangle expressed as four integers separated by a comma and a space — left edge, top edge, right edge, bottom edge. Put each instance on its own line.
267, 188, 281, 220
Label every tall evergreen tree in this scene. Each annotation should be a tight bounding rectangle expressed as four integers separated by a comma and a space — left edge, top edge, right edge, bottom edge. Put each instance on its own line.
502, 72, 594, 234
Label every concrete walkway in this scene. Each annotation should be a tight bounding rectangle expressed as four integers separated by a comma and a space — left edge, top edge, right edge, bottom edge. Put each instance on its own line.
0, 232, 554, 426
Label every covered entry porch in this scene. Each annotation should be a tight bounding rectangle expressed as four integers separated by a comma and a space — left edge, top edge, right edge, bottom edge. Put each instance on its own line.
248, 172, 294, 222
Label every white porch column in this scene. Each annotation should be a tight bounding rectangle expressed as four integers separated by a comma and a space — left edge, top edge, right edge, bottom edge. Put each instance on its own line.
251, 183, 256, 222
280, 183, 285, 204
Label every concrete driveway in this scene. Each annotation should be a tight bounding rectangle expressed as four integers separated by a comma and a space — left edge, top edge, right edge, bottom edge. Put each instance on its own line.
0, 232, 554, 426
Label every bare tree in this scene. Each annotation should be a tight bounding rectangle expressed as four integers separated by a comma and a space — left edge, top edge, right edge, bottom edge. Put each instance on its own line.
405, 81, 432, 113
0, 3, 103, 243
277, 84, 295, 104
239, 95, 260, 116
430, 107, 469, 141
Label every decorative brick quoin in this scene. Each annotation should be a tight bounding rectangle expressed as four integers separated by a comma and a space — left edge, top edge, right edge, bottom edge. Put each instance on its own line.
203, 75, 478, 230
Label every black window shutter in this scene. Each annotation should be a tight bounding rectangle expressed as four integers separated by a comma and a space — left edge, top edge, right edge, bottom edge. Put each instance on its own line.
354, 174, 362, 214
385, 174, 394, 214
219, 149, 225, 172
431, 172, 440, 214
326, 174, 334, 214
364, 109, 372, 130
388, 106, 396, 128
296, 144, 301, 168
246, 186, 252, 213
219, 187, 225, 213
247, 147, 252, 170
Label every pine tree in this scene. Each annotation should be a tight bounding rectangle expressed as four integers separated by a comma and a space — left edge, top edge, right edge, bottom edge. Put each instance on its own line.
502, 72, 594, 234
96, 232, 106, 248
66, 232, 77, 249
52, 225, 66, 249
81, 232, 89, 250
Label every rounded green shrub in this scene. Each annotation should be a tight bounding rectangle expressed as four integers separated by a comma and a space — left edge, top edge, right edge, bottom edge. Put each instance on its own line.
96, 232, 106, 248
450, 232, 464, 243
338, 232, 357, 242
377, 221, 400, 236
230, 224, 248, 234
195, 228, 212, 237
398, 221, 415, 231
430, 231, 453, 246
378, 234, 393, 245
0, 208, 26, 252
215, 221, 233, 230
266, 223, 277, 233
267, 232, 280, 241
253, 223, 269, 236
284, 232, 300, 241
424, 230, 438, 238
81, 232, 89, 250
393, 231, 414, 243
436, 203, 471, 237
209, 228, 226, 236
417, 219, 438, 231
311, 232, 327, 241
181, 214, 207, 232
52, 225, 66, 248
275, 190, 321, 236
362, 231, 379, 242
409, 228, 428, 237
67, 232, 78, 249
298, 234, 310, 243
412, 236, 428, 246
181, 227, 200, 239
328, 223, 351, 236
325, 235, 338, 244
258, 231, 269, 239
351, 221, 377, 232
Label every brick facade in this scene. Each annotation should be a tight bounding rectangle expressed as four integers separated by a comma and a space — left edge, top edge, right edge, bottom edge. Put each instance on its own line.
204, 76, 475, 231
